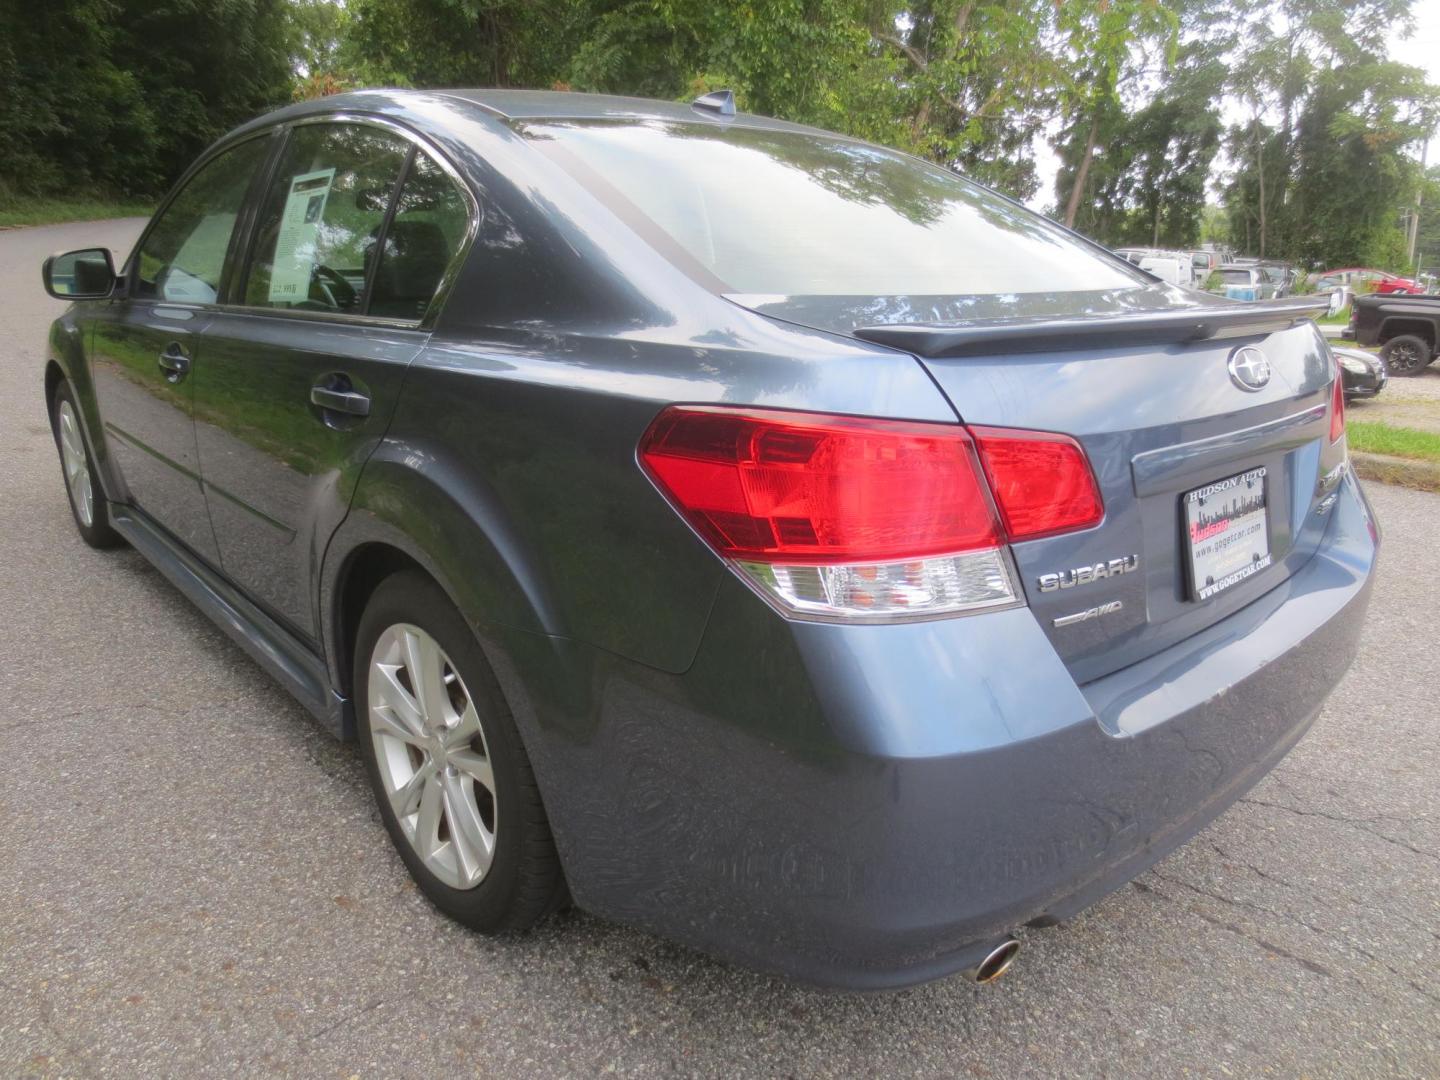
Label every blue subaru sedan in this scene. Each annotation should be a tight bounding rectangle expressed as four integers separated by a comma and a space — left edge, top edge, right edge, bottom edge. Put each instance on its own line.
41, 89, 1376, 988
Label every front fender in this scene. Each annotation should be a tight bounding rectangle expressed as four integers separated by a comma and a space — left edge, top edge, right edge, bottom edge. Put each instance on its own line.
47, 309, 129, 503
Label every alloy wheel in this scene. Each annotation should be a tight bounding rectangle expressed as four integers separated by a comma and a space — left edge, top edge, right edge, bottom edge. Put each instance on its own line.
57, 400, 94, 527
1387, 342, 1425, 374
368, 623, 497, 890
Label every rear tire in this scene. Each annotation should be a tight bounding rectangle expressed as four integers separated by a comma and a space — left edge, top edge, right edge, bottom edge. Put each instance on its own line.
1379, 335, 1432, 376
354, 570, 565, 932
50, 380, 123, 549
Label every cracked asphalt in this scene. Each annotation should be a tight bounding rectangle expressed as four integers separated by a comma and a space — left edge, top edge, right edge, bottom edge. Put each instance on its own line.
2, 219, 1437, 1078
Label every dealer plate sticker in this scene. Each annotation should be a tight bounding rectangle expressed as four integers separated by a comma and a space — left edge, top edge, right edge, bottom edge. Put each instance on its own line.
1184, 467, 1271, 600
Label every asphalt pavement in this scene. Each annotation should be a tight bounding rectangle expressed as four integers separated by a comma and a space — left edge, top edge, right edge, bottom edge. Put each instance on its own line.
1, 219, 1437, 1078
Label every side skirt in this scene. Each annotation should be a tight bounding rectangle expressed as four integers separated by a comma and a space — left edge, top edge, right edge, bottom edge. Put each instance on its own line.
110, 504, 351, 739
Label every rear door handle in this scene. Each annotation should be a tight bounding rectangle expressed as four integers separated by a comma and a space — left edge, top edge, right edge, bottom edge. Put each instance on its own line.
157, 344, 191, 383
310, 385, 371, 417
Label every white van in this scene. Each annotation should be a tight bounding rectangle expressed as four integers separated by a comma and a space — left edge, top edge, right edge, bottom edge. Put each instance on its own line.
1139, 254, 1195, 288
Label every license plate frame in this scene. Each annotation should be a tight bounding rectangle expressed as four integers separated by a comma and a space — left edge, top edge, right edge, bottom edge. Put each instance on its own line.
1183, 466, 1272, 601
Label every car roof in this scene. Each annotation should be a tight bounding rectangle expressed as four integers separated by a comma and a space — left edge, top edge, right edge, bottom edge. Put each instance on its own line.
443, 88, 822, 131
229, 87, 833, 142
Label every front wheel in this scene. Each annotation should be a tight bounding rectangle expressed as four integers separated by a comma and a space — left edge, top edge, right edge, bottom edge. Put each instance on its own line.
354, 570, 565, 932
51, 381, 123, 548
1379, 335, 1433, 376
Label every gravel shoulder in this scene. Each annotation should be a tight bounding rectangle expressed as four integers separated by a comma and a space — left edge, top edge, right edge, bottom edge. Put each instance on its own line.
1348, 369, 1440, 435
1, 221, 1437, 1079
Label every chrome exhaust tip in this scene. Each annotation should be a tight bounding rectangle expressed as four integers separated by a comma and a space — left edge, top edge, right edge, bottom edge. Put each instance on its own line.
962, 937, 1021, 985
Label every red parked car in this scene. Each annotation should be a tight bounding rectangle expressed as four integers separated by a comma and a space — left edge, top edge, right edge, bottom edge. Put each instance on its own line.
1312, 267, 1426, 295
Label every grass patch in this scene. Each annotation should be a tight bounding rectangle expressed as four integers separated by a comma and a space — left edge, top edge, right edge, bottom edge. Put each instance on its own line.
0, 195, 153, 229
1348, 421, 1440, 464
1317, 302, 1350, 325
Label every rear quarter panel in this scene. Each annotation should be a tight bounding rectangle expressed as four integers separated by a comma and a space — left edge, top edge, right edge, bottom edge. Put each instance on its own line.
333, 315, 954, 677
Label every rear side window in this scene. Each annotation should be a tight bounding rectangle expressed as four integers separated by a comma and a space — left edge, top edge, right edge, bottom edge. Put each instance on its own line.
368, 151, 470, 320
134, 137, 270, 304
244, 124, 410, 313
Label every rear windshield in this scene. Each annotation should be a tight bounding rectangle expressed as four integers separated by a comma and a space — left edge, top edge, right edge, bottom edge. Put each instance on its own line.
523, 120, 1143, 297
1220, 269, 1254, 285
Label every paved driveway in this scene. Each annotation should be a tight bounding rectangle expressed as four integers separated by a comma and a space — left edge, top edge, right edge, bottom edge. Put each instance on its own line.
1, 220, 1437, 1078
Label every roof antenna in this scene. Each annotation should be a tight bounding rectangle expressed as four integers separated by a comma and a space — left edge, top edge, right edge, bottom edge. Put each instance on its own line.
692, 89, 736, 118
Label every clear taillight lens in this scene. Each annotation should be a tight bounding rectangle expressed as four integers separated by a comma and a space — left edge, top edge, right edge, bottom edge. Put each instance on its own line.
736, 550, 1017, 620
640, 406, 1105, 621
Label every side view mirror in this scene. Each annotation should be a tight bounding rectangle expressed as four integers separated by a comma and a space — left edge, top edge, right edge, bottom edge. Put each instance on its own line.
42, 248, 117, 300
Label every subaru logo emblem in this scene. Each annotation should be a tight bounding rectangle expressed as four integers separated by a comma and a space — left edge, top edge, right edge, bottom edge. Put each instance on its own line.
1228, 346, 1271, 391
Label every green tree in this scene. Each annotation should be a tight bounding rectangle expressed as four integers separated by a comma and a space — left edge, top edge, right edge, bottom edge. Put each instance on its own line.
1054, 0, 1178, 227
0, 1, 147, 196
1414, 163, 1440, 277
869, 0, 1063, 198
1059, 52, 1223, 248
342, 0, 592, 87
1219, 0, 1438, 266
289, 0, 352, 82
1222, 118, 1285, 256
0, 0, 293, 199
1286, 59, 1436, 267
567, 0, 890, 140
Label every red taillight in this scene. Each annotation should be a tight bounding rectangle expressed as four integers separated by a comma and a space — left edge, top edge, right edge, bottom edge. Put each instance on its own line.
1330, 362, 1346, 443
970, 427, 1105, 540
640, 406, 1104, 620
639, 406, 1001, 564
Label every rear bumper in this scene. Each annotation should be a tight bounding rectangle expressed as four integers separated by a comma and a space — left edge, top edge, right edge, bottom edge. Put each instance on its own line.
518, 468, 1378, 989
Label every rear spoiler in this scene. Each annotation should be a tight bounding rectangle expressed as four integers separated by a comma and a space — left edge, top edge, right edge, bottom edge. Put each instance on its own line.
851, 296, 1330, 358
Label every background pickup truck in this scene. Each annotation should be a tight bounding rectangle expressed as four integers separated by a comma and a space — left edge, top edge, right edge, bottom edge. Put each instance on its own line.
1345, 292, 1440, 376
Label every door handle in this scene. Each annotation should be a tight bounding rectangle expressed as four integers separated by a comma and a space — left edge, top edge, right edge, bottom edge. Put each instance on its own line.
157, 344, 191, 383
310, 385, 371, 418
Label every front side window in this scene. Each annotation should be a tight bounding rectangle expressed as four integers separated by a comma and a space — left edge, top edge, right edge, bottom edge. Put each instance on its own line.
134, 138, 270, 304
244, 124, 411, 313
526, 120, 1144, 297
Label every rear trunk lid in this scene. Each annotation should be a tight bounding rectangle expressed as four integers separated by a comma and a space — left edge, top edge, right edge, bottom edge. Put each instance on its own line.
736, 289, 1343, 683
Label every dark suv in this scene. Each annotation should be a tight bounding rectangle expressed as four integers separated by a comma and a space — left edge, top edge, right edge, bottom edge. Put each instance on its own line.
1345, 291, 1440, 375
42, 89, 1377, 989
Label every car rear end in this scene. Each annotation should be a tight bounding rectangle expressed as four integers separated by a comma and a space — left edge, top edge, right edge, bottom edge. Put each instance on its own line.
511, 113, 1379, 987
1219, 266, 1261, 301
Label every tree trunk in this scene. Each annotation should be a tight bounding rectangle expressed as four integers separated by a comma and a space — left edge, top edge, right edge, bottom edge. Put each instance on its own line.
1409, 135, 1429, 274
1064, 115, 1099, 229
1254, 124, 1267, 258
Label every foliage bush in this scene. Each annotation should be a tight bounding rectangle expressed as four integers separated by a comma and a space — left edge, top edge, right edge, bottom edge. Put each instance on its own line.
3, 0, 1437, 279
0, 0, 293, 200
